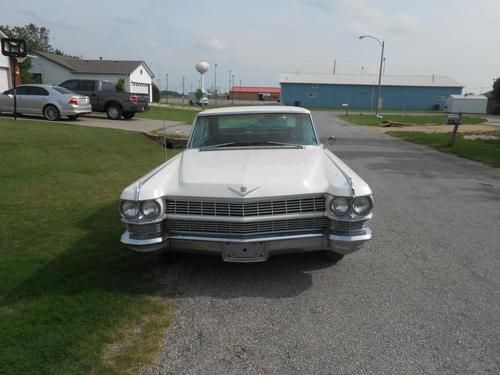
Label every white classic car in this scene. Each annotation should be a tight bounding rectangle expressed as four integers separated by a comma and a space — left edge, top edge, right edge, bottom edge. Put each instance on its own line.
119, 106, 373, 263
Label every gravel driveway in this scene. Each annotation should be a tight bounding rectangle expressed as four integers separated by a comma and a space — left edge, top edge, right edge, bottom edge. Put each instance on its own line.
142, 112, 500, 375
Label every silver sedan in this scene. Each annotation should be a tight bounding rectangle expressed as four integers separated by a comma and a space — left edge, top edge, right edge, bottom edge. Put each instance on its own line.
0, 84, 92, 121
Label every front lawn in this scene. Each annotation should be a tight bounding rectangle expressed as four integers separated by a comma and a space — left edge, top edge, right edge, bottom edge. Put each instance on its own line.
137, 105, 198, 123
0, 118, 179, 374
387, 131, 500, 167
339, 114, 487, 126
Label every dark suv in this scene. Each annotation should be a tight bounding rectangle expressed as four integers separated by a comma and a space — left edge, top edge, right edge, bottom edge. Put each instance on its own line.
59, 79, 149, 119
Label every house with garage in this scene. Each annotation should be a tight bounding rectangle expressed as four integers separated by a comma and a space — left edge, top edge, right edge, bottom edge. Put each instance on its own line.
29, 51, 155, 102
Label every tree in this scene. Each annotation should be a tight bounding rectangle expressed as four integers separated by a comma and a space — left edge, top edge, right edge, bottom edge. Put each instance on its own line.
152, 83, 160, 103
195, 88, 203, 102
0, 23, 63, 83
115, 78, 126, 93
492, 78, 500, 103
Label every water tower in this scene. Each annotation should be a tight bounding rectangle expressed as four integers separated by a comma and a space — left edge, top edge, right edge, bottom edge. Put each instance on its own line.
195, 61, 209, 93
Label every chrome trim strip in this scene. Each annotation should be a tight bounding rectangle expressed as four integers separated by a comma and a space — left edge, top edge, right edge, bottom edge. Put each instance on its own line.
328, 227, 373, 242
163, 193, 325, 203
324, 153, 355, 195
121, 232, 168, 246
165, 211, 325, 223
169, 232, 324, 243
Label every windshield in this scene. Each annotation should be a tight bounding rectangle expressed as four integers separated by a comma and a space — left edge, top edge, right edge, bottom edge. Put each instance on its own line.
189, 113, 318, 149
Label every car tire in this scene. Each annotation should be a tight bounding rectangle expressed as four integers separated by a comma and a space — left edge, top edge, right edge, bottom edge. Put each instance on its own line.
321, 251, 344, 264
122, 112, 135, 119
43, 105, 60, 121
67, 115, 79, 120
106, 104, 122, 120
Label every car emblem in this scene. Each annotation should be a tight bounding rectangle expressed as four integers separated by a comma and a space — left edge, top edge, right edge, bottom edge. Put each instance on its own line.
228, 185, 260, 197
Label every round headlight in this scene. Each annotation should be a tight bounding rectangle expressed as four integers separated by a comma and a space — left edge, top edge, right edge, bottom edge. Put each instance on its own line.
120, 200, 139, 219
352, 196, 372, 215
331, 197, 350, 216
140, 200, 161, 219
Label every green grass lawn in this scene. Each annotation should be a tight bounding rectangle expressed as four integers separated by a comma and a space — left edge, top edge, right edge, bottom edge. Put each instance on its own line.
339, 114, 487, 126
387, 131, 500, 167
137, 106, 198, 123
0, 118, 181, 374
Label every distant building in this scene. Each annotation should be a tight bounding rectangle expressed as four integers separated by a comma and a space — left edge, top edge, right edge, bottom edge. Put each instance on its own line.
279, 73, 464, 110
29, 51, 155, 101
229, 86, 280, 101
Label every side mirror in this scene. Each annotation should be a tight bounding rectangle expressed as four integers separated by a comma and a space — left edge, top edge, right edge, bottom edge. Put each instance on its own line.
327, 136, 336, 146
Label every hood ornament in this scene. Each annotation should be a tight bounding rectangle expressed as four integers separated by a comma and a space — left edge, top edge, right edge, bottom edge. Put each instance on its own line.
228, 185, 260, 197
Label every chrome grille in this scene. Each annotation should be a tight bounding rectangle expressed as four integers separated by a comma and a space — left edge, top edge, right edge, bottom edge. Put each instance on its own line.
127, 222, 165, 240
165, 197, 325, 217
329, 219, 367, 235
166, 217, 328, 235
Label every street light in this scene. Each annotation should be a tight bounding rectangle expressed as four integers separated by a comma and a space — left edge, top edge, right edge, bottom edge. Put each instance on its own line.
359, 35, 385, 116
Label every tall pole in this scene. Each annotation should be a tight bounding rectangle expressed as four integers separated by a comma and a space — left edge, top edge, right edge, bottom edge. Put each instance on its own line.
214, 63, 217, 106
228, 69, 232, 98
231, 74, 235, 104
333, 59, 336, 74
182, 76, 185, 104
12, 58, 17, 121
166, 73, 169, 104
376, 41, 384, 115
359, 35, 384, 116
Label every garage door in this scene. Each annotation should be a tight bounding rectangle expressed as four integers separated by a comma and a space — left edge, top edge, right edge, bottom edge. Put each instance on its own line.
0, 68, 10, 92
131, 81, 149, 94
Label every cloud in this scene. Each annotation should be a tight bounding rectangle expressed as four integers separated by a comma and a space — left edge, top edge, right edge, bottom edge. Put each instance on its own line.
199, 37, 227, 52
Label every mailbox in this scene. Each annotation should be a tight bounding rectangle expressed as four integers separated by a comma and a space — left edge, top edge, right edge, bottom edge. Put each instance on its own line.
445, 113, 462, 125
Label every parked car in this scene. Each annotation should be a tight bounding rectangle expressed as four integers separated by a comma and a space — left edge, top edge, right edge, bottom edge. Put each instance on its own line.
119, 106, 373, 263
187, 92, 209, 106
0, 84, 91, 121
59, 79, 149, 120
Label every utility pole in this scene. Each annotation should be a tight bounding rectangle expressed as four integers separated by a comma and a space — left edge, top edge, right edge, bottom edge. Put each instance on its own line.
166, 73, 169, 104
182, 76, 185, 104
231, 74, 235, 104
228, 69, 232, 99
333, 59, 336, 74
214, 63, 218, 106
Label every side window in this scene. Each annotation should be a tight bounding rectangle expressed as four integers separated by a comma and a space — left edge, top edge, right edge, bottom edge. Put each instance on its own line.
27, 87, 49, 96
81, 81, 96, 91
61, 80, 80, 91
14, 86, 29, 95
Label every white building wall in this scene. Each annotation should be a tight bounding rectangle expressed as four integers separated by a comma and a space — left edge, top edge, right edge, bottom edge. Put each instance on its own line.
0, 33, 12, 92
129, 63, 153, 102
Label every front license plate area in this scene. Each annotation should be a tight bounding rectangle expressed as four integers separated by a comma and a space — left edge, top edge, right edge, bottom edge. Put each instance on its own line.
222, 242, 267, 262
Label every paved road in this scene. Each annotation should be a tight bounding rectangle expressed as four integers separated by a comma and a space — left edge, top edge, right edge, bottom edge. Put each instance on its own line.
143, 112, 499, 375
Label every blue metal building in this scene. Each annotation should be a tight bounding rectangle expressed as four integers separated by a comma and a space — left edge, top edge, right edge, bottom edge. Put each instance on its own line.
280, 73, 463, 110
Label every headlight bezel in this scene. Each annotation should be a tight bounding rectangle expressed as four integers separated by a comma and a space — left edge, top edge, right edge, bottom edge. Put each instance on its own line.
328, 195, 373, 217
352, 196, 373, 216
331, 197, 350, 216
120, 199, 163, 221
140, 200, 162, 219
120, 200, 140, 219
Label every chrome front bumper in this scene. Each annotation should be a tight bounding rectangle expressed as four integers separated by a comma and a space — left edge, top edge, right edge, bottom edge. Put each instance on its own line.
120, 228, 373, 262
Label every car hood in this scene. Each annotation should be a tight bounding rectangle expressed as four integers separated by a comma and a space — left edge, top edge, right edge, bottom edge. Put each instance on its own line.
121, 147, 372, 200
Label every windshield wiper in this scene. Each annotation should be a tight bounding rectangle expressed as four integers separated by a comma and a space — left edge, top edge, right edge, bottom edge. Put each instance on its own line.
199, 142, 245, 150
258, 141, 304, 148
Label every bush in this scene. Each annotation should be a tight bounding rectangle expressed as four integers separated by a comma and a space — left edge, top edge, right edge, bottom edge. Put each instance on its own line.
115, 78, 125, 92
152, 83, 160, 103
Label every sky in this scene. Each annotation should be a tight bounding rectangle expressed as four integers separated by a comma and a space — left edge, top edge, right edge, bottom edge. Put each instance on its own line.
1, 0, 499, 94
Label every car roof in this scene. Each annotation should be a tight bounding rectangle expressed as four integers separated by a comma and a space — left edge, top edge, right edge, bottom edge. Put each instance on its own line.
16, 84, 58, 89
197, 105, 311, 116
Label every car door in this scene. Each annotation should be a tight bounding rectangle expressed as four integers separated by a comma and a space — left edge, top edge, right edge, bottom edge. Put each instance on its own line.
0, 88, 15, 113
24, 86, 50, 115
3, 86, 29, 114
